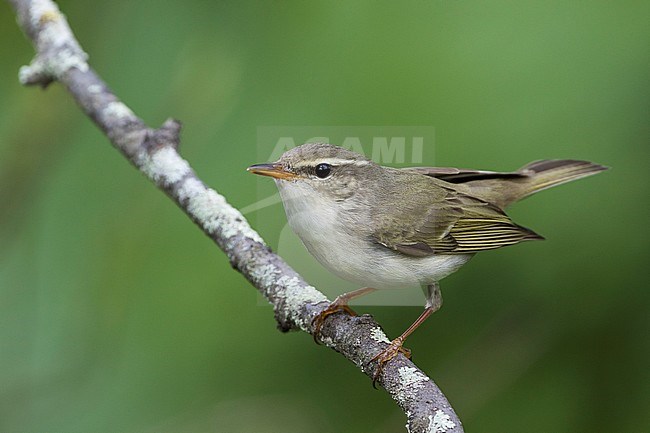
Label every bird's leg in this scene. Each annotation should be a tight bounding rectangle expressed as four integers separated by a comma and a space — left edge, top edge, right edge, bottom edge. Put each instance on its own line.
312, 287, 377, 343
372, 283, 442, 387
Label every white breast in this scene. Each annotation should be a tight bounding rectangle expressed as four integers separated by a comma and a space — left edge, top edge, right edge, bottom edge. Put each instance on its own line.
276, 180, 472, 290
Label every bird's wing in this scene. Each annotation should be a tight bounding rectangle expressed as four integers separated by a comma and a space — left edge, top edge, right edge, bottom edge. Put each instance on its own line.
372, 184, 543, 256
401, 166, 528, 183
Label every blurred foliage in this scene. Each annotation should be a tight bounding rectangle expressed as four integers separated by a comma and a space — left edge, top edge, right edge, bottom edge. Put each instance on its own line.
1, 1, 648, 432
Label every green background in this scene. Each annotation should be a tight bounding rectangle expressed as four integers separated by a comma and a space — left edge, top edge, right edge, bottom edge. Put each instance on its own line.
1, 1, 648, 432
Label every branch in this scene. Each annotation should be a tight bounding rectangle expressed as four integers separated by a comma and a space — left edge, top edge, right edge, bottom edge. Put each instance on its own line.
7, 1, 463, 431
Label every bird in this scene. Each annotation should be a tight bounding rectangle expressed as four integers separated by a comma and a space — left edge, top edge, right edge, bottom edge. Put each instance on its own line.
247, 142, 607, 380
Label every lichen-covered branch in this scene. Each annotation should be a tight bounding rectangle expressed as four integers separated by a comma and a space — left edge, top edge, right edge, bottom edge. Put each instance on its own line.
6, 1, 463, 431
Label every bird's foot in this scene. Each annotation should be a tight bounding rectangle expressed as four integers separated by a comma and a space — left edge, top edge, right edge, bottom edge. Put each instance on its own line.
311, 296, 358, 344
371, 337, 412, 388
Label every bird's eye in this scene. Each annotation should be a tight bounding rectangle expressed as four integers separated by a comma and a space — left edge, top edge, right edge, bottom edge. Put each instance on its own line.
315, 163, 332, 179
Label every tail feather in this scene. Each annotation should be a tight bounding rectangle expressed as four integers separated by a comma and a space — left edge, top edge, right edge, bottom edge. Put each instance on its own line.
517, 159, 608, 196
465, 159, 608, 208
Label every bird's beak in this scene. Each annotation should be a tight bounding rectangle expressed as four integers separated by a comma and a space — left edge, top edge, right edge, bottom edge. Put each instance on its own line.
246, 163, 298, 180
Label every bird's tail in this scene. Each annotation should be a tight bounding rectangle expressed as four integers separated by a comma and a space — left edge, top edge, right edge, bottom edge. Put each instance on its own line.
465, 159, 608, 208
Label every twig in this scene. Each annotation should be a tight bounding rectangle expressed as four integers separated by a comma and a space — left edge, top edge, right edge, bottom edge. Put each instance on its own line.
6, 1, 463, 431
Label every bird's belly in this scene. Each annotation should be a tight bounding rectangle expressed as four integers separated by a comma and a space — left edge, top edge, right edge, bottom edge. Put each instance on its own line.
314, 242, 472, 289
291, 216, 472, 289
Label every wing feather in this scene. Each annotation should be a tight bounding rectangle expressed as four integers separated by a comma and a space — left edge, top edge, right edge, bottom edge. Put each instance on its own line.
373, 184, 542, 256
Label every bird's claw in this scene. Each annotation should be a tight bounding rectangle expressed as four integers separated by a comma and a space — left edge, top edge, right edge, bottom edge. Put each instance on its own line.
371, 337, 411, 388
311, 300, 358, 344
